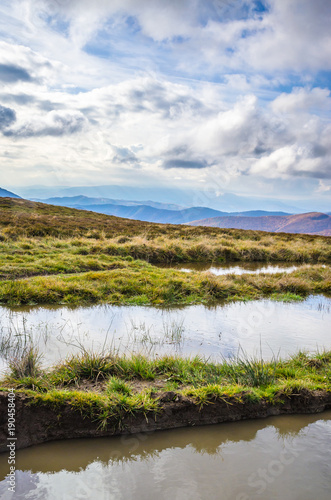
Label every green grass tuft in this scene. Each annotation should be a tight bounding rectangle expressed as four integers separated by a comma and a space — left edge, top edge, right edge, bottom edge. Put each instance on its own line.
106, 377, 132, 396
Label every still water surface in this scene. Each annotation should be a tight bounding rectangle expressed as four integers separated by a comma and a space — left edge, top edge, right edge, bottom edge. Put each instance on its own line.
0, 295, 330, 368
0, 411, 330, 499
159, 261, 317, 275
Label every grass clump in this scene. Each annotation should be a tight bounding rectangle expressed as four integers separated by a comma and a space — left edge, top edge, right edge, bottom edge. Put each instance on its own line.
4, 338, 42, 380
8, 348, 40, 379
49, 351, 116, 386
106, 377, 132, 396
7, 375, 49, 392
221, 356, 277, 387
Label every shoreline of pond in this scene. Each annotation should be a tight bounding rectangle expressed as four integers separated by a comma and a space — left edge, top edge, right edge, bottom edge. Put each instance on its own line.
0, 388, 330, 453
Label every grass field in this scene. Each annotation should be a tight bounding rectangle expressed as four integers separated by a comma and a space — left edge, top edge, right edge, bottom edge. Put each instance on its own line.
0, 198, 330, 305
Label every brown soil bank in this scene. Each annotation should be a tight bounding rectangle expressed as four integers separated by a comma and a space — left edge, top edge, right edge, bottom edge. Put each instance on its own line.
0, 389, 330, 452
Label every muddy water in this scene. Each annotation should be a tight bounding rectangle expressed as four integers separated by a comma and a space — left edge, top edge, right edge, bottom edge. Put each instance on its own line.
159, 261, 315, 275
0, 295, 330, 369
0, 411, 330, 499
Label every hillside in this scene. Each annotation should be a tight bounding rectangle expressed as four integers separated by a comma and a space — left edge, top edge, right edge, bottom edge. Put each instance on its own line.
0, 197, 330, 307
0, 197, 329, 264
0, 187, 20, 198
188, 212, 331, 236
0, 197, 325, 241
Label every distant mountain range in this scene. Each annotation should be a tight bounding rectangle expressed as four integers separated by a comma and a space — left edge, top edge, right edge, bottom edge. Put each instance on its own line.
1, 190, 329, 235
0, 187, 20, 198
188, 212, 331, 236
36, 196, 291, 225
35, 196, 183, 211
12, 184, 310, 213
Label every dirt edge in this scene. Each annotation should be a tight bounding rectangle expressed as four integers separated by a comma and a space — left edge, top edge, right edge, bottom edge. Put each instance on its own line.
0, 389, 331, 452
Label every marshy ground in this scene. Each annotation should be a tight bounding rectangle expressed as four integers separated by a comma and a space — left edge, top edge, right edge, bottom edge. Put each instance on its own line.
0, 198, 330, 306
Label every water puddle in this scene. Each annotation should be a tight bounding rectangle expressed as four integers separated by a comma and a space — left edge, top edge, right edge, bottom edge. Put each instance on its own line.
0, 411, 330, 499
159, 261, 317, 275
0, 295, 330, 368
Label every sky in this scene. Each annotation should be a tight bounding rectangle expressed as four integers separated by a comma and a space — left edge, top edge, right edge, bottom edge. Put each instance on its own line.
0, 0, 331, 210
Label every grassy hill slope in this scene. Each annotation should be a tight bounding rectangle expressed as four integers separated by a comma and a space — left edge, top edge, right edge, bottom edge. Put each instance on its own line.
189, 212, 331, 236
0, 198, 330, 306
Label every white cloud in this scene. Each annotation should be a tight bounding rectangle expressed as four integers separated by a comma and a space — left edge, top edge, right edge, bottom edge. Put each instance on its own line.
271, 87, 331, 114
5, 109, 88, 137
0, 41, 58, 85
2, 0, 331, 82
227, 0, 331, 74
1, 71, 330, 185
317, 180, 331, 193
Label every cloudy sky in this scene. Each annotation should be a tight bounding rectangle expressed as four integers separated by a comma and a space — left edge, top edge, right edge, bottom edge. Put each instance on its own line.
0, 0, 331, 210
